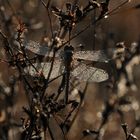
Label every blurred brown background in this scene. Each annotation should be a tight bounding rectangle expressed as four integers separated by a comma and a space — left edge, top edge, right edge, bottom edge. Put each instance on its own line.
0, 0, 140, 140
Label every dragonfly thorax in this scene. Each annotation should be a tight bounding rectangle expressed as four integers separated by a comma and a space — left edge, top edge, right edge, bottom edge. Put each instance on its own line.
63, 45, 74, 58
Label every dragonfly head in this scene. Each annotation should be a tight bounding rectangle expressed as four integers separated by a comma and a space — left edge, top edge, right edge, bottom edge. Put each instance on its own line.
64, 45, 74, 52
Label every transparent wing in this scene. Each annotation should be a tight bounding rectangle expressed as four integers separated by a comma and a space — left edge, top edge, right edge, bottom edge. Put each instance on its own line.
73, 50, 110, 62
24, 60, 64, 79
73, 47, 125, 62
71, 63, 109, 82
24, 40, 62, 57
24, 40, 52, 56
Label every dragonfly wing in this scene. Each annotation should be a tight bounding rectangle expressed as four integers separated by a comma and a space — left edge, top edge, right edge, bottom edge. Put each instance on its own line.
24, 40, 62, 57
73, 48, 124, 62
71, 63, 109, 82
24, 60, 63, 79
73, 50, 110, 62
24, 40, 51, 56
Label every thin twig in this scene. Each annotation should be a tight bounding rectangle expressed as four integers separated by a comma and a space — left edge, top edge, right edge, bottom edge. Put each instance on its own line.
40, 0, 54, 38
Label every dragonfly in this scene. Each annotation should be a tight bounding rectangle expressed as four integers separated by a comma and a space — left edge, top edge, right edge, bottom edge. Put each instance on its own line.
23, 40, 125, 103
25, 40, 110, 82
23, 40, 126, 83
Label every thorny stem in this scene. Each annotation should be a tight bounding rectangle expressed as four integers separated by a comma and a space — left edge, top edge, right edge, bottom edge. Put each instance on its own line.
40, 0, 54, 38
